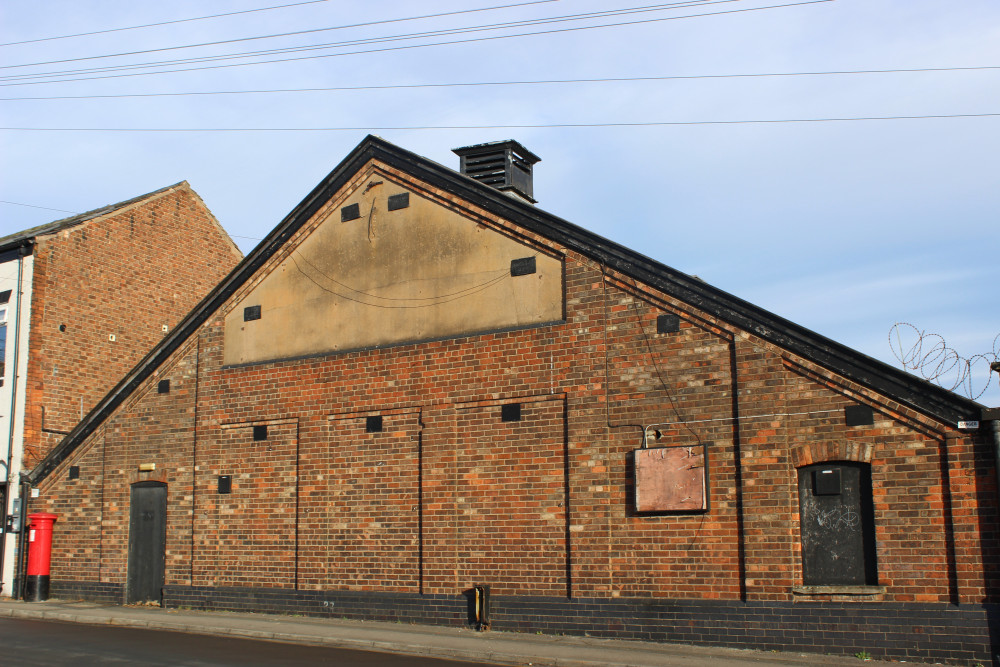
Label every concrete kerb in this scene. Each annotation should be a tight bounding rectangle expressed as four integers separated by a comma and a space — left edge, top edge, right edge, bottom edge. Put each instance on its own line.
0, 599, 877, 667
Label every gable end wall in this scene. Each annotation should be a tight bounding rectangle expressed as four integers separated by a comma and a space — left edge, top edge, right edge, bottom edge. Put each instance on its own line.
30, 161, 999, 665
22, 185, 241, 468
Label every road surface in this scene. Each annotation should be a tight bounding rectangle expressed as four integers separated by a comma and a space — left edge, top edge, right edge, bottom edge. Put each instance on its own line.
0, 616, 498, 666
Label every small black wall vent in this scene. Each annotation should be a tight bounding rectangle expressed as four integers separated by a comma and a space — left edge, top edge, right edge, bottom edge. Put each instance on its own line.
68, 466, 80, 481
844, 405, 874, 427
366, 415, 383, 433
501, 403, 522, 422
387, 193, 410, 211
510, 257, 536, 277
341, 202, 360, 221
813, 468, 842, 496
157, 379, 170, 394
218, 475, 232, 494
253, 425, 268, 441
656, 314, 680, 334
243, 305, 261, 322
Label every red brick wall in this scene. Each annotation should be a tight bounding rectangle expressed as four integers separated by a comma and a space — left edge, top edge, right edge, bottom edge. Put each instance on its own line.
601, 281, 743, 600
39, 431, 105, 584
298, 409, 420, 592
22, 184, 241, 467
194, 419, 298, 588
443, 395, 567, 597
32, 166, 998, 612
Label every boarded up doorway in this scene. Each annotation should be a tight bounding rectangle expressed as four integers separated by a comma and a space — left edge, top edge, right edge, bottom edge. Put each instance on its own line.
127, 481, 167, 604
797, 462, 878, 586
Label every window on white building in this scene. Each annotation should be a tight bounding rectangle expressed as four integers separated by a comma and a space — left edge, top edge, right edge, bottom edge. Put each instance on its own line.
0, 295, 8, 388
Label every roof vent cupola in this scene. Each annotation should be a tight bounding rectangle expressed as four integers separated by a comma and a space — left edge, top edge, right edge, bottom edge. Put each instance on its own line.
452, 140, 541, 204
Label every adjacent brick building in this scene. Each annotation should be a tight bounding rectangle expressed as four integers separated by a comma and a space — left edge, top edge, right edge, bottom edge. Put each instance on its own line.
0, 182, 242, 596
25, 138, 999, 664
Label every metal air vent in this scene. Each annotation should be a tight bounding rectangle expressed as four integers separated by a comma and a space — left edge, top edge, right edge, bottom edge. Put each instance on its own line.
453, 140, 541, 204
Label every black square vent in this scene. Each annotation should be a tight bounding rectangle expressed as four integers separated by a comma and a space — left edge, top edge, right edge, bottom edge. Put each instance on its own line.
341, 202, 360, 221
68, 466, 80, 481
501, 403, 522, 422
157, 379, 170, 394
387, 193, 409, 211
218, 475, 232, 494
510, 257, 536, 276
253, 425, 268, 441
243, 305, 261, 322
366, 415, 383, 433
656, 314, 680, 334
813, 468, 842, 495
844, 405, 874, 427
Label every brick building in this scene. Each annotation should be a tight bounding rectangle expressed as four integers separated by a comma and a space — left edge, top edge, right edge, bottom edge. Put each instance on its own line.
0, 182, 242, 596
25, 138, 999, 664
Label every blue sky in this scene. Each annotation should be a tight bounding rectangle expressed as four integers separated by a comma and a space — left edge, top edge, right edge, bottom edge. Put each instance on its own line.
1, 0, 997, 406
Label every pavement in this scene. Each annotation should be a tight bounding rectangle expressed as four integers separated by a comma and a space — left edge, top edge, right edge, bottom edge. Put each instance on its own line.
0, 598, 878, 667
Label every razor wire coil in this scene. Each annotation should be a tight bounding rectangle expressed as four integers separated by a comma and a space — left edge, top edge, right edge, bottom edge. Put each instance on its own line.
889, 323, 1000, 400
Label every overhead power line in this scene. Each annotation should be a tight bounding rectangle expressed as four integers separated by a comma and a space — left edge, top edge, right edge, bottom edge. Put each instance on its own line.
1, 0, 577, 70
0, 200, 79, 214
0, 0, 735, 81
0, 0, 833, 88
0, 0, 337, 47
2, 112, 996, 132
1, 66, 995, 102
0, 0, 563, 64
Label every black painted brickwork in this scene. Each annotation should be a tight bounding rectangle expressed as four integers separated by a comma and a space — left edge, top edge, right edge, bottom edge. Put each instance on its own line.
164, 585, 465, 626
155, 586, 997, 665
43, 580, 997, 664
50, 580, 123, 604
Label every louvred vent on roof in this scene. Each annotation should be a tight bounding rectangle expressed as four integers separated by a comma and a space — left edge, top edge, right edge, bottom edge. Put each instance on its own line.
452, 140, 540, 204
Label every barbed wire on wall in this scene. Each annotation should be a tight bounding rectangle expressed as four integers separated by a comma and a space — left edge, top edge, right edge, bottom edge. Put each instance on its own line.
889, 323, 1000, 400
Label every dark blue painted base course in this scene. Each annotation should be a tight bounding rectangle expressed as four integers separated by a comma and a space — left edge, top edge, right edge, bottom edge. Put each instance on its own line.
49, 580, 123, 604
48, 580, 999, 665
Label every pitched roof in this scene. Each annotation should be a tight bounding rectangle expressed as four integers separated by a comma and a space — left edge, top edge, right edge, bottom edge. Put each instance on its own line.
0, 182, 187, 254
29, 136, 985, 483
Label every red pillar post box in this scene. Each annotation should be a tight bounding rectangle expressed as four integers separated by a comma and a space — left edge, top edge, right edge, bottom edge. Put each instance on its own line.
26, 513, 57, 602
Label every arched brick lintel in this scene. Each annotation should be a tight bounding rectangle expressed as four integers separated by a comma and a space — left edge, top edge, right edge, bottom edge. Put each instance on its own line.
792, 441, 874, 468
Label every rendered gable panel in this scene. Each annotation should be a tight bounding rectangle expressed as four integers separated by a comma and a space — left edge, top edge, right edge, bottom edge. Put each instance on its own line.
223, 177, 563, 365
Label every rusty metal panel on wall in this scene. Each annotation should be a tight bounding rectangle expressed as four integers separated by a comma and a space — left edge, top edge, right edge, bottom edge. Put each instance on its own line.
634, 445, 708, 512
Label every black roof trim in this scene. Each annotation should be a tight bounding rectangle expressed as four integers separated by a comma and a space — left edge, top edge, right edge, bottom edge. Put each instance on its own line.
452, 139, 541, 164
0, 182, 187, 253
364, 138, 982, 426
29, 136, 982, 483
0, 244, 32, 264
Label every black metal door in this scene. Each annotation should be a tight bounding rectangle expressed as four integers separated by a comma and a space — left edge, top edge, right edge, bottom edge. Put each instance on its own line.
797, 462, 877, 586
127, 482, 167, 604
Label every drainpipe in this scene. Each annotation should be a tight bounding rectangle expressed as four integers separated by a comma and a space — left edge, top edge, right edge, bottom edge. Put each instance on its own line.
1, 245, 26, 596
993, 419, 1000, 518
14, 475, 30, 600
989, 362, 1000, 518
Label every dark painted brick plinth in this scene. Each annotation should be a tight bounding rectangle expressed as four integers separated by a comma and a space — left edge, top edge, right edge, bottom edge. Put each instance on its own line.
156, 585, 998, 665
50, 580, 123, 604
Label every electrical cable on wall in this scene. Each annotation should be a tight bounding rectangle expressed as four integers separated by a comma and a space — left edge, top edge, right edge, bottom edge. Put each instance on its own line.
625, 278, 704, 444
289, 251, 510, 309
